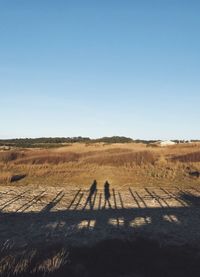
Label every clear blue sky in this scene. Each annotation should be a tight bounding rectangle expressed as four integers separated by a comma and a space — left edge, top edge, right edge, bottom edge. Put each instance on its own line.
0, 1, 200, 140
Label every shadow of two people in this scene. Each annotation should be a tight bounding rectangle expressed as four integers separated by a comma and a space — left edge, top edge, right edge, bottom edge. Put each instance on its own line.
86, 180, 111, 209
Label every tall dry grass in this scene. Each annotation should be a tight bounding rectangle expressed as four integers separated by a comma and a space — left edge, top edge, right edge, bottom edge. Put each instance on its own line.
0, 172, 12, 183
172, 151, 200, 163
0, 148, 157, 166
84, 151, 156, 166
0, 151, 25, 163
15, 151, 80, 165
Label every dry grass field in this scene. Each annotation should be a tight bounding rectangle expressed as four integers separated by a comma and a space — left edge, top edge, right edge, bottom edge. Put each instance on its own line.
1, 142, 200, 276
0, 142, 200, 188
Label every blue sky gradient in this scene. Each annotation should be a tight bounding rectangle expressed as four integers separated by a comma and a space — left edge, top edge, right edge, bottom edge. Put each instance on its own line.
0, 1, 200, 139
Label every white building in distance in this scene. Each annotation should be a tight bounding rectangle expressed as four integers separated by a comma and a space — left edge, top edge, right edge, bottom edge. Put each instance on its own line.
158, 140, 176, 147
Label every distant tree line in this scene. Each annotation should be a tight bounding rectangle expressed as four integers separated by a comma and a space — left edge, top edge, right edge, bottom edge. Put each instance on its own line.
0, 137, 199, 148
0, 137, 88, 148
0, 136, 133, 148
93, 136, 133, 143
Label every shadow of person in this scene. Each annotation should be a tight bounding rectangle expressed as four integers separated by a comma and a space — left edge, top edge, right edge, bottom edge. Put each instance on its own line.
83, 180, 97, 210
179, 192, 200, 206
103, 181, 112, 209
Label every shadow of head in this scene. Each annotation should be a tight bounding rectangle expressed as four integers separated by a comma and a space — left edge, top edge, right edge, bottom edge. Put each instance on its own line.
10, 174, 26, 183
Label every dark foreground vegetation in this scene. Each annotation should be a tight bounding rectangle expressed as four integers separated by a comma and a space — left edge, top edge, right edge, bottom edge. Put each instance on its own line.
2, 237, 200, 277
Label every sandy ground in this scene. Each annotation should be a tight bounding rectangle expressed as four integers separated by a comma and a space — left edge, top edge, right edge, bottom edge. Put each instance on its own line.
0, 184, 200, 249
